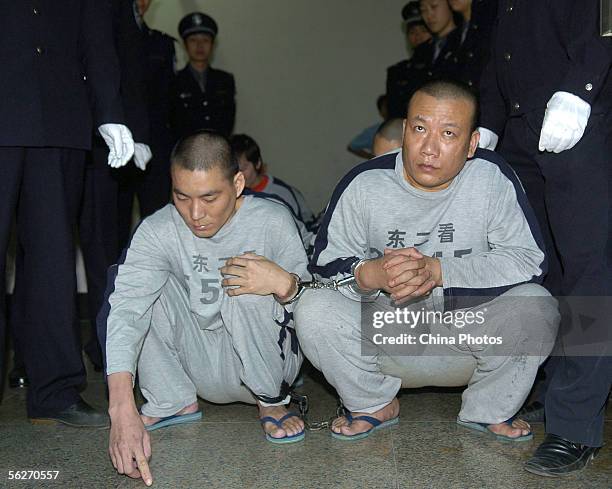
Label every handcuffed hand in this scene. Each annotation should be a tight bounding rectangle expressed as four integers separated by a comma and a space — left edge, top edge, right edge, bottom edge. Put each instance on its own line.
220, 252, 296, 300
382, 248, 439, 303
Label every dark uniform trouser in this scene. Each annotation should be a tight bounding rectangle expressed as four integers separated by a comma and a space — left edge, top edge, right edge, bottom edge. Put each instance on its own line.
499, 115, 564, 405
79, 142, 119, 367
0, 147, 86, 416
116, 134, 172, 250
502, 112, 612, 447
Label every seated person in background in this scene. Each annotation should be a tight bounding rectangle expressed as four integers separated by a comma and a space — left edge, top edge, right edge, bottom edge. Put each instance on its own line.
347, 95, 388, 159
229, 134, 316, 230
372, 118, 404, 157
296, 80, 559, 442
100, 131, 309, 485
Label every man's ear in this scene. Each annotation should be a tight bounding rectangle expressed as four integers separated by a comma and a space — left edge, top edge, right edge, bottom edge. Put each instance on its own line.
234, 171, 246, 197
468, 130, 480, 159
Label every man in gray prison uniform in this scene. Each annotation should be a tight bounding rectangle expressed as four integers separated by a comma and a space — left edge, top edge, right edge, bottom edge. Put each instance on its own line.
99, 131, 308, 485
296, 80, 559, 442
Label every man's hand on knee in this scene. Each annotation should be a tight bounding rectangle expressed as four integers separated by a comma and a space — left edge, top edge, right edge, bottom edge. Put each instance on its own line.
108, 406, 153, 486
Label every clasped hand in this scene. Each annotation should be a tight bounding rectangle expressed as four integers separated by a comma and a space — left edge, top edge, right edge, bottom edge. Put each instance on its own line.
360, 248, 441, 304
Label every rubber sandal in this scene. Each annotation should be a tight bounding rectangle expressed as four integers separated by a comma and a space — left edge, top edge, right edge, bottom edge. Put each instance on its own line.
144, 411, 202, 432
260, 412, 305, 444
457, 416, 533, 442
331, 413, 399, 441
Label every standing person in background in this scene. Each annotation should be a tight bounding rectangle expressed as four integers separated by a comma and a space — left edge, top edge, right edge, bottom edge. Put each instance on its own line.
386, 1, 432, 119
229, 134, 315, 232
478, 0, 611, 476
169, 12, 236, 140
117, 0, 177, 250
442, 0, 497, 91
388, 0, 459, 119
0, 1, 134, 426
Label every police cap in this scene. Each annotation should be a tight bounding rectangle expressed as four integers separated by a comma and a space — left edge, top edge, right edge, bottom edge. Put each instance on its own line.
179, 12, 218, 40
402, 2, 424, 28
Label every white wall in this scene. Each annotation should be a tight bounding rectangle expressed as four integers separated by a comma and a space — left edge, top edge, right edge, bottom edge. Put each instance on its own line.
147, 0, 410, 210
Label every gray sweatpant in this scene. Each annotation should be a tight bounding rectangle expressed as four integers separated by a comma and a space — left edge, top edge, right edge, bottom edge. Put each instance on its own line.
295, 283, 559, 425
138, 276, 302, 418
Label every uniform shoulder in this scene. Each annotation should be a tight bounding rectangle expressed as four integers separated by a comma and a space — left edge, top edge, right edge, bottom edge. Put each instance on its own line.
209, 67, 235, 81
148, 28, 177, 44
387, 58, 412, 73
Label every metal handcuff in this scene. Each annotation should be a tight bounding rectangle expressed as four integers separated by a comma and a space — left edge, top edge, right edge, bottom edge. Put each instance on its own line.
288, 259, 368, 431
285, 259, 368, 304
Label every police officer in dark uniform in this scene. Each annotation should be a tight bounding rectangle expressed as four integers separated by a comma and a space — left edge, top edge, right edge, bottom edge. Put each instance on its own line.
0, 0, 134, 425
79, 0, 151, 369
169, 12, 236, 139
441, 0, 497, 91
116, 0, 177, 250
387, 0, 459, 119
386, 2, 432, 119
478, 0, 612, 476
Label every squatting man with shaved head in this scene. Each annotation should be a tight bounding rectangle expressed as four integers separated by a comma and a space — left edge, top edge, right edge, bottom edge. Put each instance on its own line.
297, 79, 559, 442
100, 131, 309, 485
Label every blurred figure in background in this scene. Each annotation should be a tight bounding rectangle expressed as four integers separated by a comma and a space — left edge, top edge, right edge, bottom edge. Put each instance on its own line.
372, 118, 404, 157
116, 0, 177, 250
230, 134, 315, 232
347, 95, 388, 159
79, 0, 152, 370
386, 1, 433, 119
442, 0, 497, 90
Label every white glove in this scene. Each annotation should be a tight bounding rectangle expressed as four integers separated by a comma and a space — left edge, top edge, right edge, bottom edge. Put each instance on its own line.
477, 127, 499, 150
538, 91, 591, 153
133, 143, 153, 171
98, 123, 135, 168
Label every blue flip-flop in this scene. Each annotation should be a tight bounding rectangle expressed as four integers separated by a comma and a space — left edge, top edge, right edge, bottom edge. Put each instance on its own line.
144, 411, 203, 432
456, 416, 533, 442
260, 412, 305, 444
331, 413, 400, 441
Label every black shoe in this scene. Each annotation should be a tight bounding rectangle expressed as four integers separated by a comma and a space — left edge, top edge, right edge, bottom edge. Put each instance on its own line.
524, 433, 600, 477
8, 367, 29, 388
517, 401, 545, 423
29, 399, 109, 428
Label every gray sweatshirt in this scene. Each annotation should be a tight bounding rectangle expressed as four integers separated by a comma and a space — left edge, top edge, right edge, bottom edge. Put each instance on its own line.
101, 195, 309, 377
310, 148, 546, 309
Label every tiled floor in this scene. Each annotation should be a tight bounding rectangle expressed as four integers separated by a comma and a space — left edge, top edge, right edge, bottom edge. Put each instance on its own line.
1, 360, 611, 489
